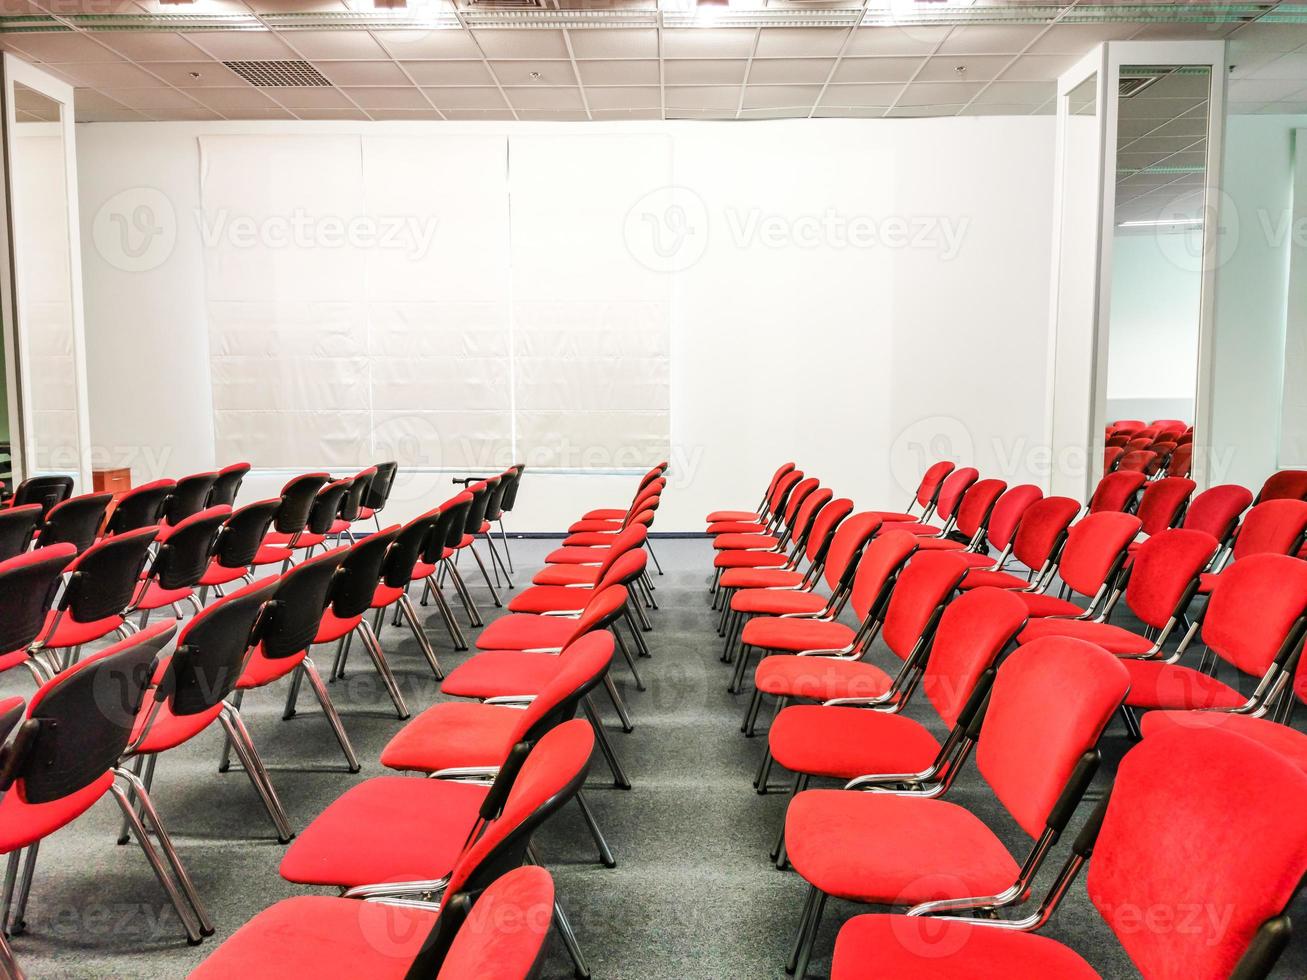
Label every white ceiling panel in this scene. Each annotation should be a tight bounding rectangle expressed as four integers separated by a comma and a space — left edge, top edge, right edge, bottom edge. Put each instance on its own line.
661, 29, 756, 60
472, 30, 571, 61
97, 32, 208, 62
183, 31, 300, 61
141, 61, 243, 88
916, 55, 1013, 83
191, 87, 282, 111
569, 29, 659, 61
997, 53, 1081, 82
754, 28, 849, 59
402, 60, 496, 86
747, 58, 836, 85
1026, 24, 1143, 54
662, 59, 748, 85
375, 30, 484, 61
820, 83, 901, 108
318, 61, 411, 86
584, 85, 661, 110
576, 60, 660, 85
843, 27, 950, 57
422, 87, 510, 110
829, 57, 923, 85
283, 30, 389, 61
504, 86, 586, 110
974, 80, 1056, 105
936, 25, 1044, 55
344, 86, 433, 110
489, 61, 575, 86
897, 81, 986, 107
665, 85, 742, 110
742, 84, 824, 109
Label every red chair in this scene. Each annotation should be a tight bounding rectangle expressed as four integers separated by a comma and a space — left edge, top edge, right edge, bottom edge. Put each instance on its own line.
328, 466, 376, 543
727, 528, 916, 697
197, 499, 279, 599
743, 550, 970, 734
1103, 445, 1124, 471
0, 504, 42, 562
131, 506, 229, 627
0, 625, 212, 946
868, 460, 955, 524
1088, 469, 1146, 512
407, 498, 475, 646
829, 726, 1307, 980
448, 478, 506, 608
705, 461, 796, 528
1181, 483, 1252, 548
1002, 511, 1140, 620
508, 550, 652, 649
103, 478, 174, 536
157, 470, 218, 539
1164, 439, 1193, 477
0, 545, 76, 684
209, 461, 251, 507
579, 463, 666, 524
569, 479, 662, 535
764, 587, 1028, 866
877, 467, 980, 539
1255, 468, 1307, 504
6, 475, 72, 519
190, 866, 555, 980
1115, 449, 1155, 474
532, 524, 646, 587
356, 459, 397, 530
710, 479, 823, 554
710, 484, 833, 595
35, 491, 112, 554
1132, 475, 1195, 537
1199, 498, 1307, 594
116, 580, 292, 844
910, 477, 1007, 552
1018, 528, 1218, 656
952, 483, 1044, 571
261, 477, 352, 562
782, 637, 1129, 978
246, 472, 329, 571
1116, 554, 1307, 736
959, 496, 1079, 592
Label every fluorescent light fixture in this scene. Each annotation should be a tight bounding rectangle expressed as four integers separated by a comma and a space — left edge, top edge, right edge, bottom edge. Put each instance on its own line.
1117, 218, 1203, 227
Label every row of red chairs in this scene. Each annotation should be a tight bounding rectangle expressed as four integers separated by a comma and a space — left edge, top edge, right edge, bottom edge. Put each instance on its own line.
702, 460, 1307, 977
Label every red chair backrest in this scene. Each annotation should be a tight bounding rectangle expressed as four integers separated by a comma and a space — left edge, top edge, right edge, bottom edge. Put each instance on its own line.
932, 468, 979, 522
1231, 499, 1307, 561
1057, 512, 1141, 600
433, 866, 555, 980
913, 461, 956, 508
1122, 528, 1218, 629
921, 587, 1027, 729
803, 497, 853, 564
984, 485, 1043, 552
879, 551, 970, 661
1134, 476, 1195, 536
820, 513, 881, 594
1203, 553, 1307, 679
1181, 484, 1251, 545
1089, 470, 1147, 513
951, 478, 1007, 540
1103, 446, 1124, 471
1165, 441, 1193, 478
1009, 496, 1080, 571
1255, 469, 1307, 504
847, 529, 917, 623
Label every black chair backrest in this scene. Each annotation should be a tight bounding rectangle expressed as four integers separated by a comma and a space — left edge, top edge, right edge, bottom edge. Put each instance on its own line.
213, 499, 279, 570
0, 504, 42, 561
209, 463, 250, 508
261, 547, 348, 659
420, 500, 469, 565
339, 468, 376, 523
463, 480, 497, 536
439, 496, 474, 554
363, 461, 398, 512
483, 474, 511, 523
39, 492, 113, 554
7, 623, 173, 804
330, 527, 401, 619
273, 473, 329, 535
60, 527, 159, 624
304, 479, 352, 536
164, 472, 219, 526
105, 480, 175, 536
163, 581, 274, 716
13, 475, 74, 519
153, 507, 228, 591
499, 464, 525, 513
382, 511, 441, 589
0, 544, 76, 655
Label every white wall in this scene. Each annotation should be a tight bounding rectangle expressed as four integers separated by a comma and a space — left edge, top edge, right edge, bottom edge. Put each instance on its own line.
77, 117, 1056, 531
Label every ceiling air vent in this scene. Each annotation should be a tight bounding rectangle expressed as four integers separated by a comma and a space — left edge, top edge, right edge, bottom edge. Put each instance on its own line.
1119, 73, 1162, 98
223, 60, 333, 88
461, 0, 547, 8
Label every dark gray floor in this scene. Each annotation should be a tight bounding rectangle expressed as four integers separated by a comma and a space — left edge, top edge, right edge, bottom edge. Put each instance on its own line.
4, 536, 1306, 978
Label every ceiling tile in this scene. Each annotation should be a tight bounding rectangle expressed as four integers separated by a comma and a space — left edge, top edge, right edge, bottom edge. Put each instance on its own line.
936, 25, 1044, 55
843, 27, 949, 57
959, 103, 1035, 116
144, 108, 226, 122
1228, 78, 1307, 103
1257, 101, 1307, 115
76, 108, 148, 123
98, 87, 207, 111
280, 30, 388, 60
401, 60, 495, 86
747, 58, 835, 85
819, 83, 901, 108
1229, 24, 1307, 53
504, 86, 585, 110
665, 108, 737, 120
488, 61, 575, 86
741, 85, 823, 109
46, 61, 163, 88
318, 61, 411, 86
472, 29, 570, 60
440, 109, 517, 120
973, 80, 1056, 106
568, 29, 658, 60
515, 109, 591, 121
661, 29, 756, 60
1128, 23, 1236, 42
917, 55, 1011, 84
812, 107, 887, 118
1026, 24, 1141, 54
754, 28, 848, 59
1247, 53, 1307, 81
591, 109, 662, 121
267, 87, 354, 109
97, 32, 208, 62
143, 61, 246, 88
897, 81, 985, 106
376, 30, 484, 60
293, 108, 372, 120
998, 53, 1080, 82
367, 109, 443, 120
665, 85, 741, 110
576, 60, 660, 86
73, 88, 132, 112
584, 86, 661, 110
663, 59, 747, 85
886, 104, 965, 118
738, 107, 810, 119
191, 87, 281, 110
343, 87, 432, 109
245, 0, 352, 10
421, 87, 510, 110
184, 32, 300, 61
829, 57, 922, 85
5, 32, 121, 63
1227, 101, 1269, 115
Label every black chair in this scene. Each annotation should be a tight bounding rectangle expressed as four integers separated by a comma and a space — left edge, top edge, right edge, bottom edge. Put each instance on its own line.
331, 467, 376, 543
132, 506, 229, 627
104, 479, 176, 536
249, 472, 329, 570
0, 544, 76, 684
417, 496, 476, 644
198, 499, 279, 601
263, 478, 352, 563
209, 462, 250, 508
360, 460, 398, 530
0, 505, 42, 561
454, 479, 503, 608
480, 473, 515, 590
37, 492, 112, 554
9, 476, 73, 520
160, 471, 219, 535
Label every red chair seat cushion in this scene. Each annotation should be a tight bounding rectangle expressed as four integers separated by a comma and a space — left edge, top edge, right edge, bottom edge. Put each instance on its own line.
370, 583, 406, 609
712, 533, 779, 551
0, 771, 116, 852
741, 617, 855, 653
569, 518, 623, 533
1140, 711, 1307, 773
956, 552, 1000, 568
959, 569, 1032, 591
42, 610, 124, 649
532, 564, 601, 587
865, 511, 917, 523
731, 590, 827, 616
583, 508, 628, 520
1120, 660, 1244, 711
1018, 618, 1153, 655
508, 585, 593, 615
135, 581, 194, 612
563, 531, 621, 547
1198, 571, 1219, 595
237, 646, 306, 689
250, 544, 295, 566
440, 651, 562, 700
786, 790, 1020, 904
263, 532, 326, 549
714, 550, 790, 570
315, 609, 363, 645
280, 777, 488, 887
878, 522, 941, 537
831, 914, 1098, 979
358, 506, 375, 519
130, 684, 223, 754
544, 545, 610, 565
706, 509, 760, 523
914, 538, 966, 551
328, 518, 351, 534
719, 568, 805, 590
755, 655, 893, 701
380, 702, 520, 773
769, 705, 941, 779
1015, 593, 1085, 618
199, 561, 248, 587
189, 895, 434, 980
476, 614, 576, 651
708, 521, 767, 535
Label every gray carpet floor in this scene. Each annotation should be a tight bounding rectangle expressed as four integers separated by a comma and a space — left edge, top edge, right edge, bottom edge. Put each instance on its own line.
3, 536, 1306, 978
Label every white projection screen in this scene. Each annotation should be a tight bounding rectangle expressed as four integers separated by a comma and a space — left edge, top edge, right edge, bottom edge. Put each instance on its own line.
198, 132, 670, 472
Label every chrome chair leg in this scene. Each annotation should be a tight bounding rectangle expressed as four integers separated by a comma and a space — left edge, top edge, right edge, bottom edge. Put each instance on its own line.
644, 538, 664, 575
7, 843, 36, 938
612, 628, 645, 692
624, 610, 651, 655
602, 674, 634, 732
301, 658, 361, 773
583, 696, 631, 790
282, 664, 305, 720
467, 544, 503, 607
219, 705, 294, 843
574, 792, 617, 868
484, 532, 514, 590
498, 519, 514, 573
398, 595, 443, 680
0, 928, 25, 980
445, 561, 484, 627
217, 690, 244, 773
424, 575, 468, 651
359, 622, 409, 718
0, 852, 17, 938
